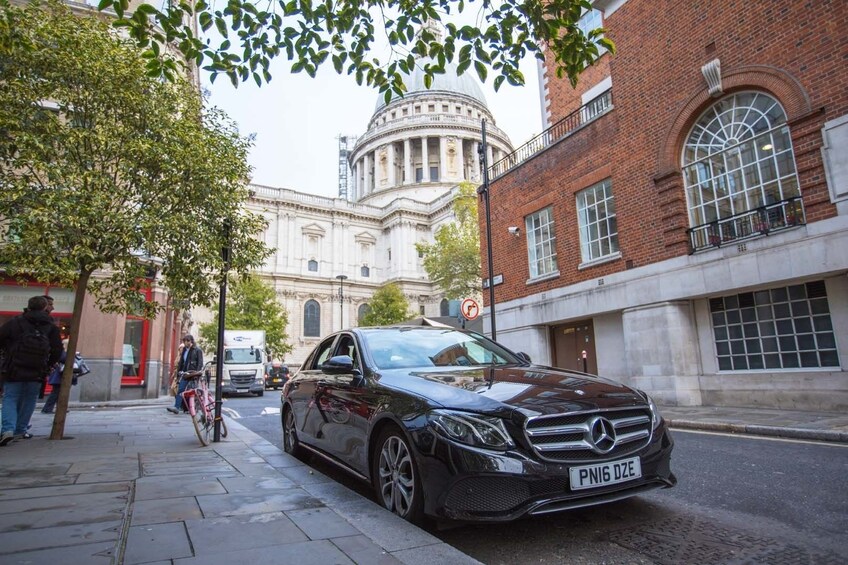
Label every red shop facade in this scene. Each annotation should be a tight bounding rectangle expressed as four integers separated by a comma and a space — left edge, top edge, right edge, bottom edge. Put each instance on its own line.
0, 278, 183, 402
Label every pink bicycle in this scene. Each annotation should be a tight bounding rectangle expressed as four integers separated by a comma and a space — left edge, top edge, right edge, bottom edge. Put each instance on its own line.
181, 364, 228, 446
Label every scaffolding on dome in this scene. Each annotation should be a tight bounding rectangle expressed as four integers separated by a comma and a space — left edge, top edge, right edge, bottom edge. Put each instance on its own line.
337, 134, 357, 200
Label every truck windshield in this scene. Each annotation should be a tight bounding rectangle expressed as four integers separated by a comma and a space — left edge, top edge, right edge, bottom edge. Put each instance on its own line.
224, 348, 262, 364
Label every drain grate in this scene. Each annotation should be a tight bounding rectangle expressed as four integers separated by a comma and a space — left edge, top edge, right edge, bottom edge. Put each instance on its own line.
608, 516, 842, 565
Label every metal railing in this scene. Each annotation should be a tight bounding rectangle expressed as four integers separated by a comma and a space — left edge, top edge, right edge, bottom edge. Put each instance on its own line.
686, 196, 806, 253
489, 89, 613, 179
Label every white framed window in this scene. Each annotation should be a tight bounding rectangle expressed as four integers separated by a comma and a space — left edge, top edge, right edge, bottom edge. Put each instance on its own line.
525, 207, 558, 279
577, 9, 606, 57
577, 179, 619, 262
683, 92, 800, 227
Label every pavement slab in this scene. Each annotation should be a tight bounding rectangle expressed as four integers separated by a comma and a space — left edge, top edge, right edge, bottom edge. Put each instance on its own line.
173, 539, 355, 565
130, 496, 204, 525
0, 540, 119, 565
184, 512, 309, 555
285, 507, 361, 539
124, 521, 193, 564
195, 489, 324, 518
0, 520, 122, 555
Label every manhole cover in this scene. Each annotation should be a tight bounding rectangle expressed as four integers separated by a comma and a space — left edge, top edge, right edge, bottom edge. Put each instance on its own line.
608, 516, 841, 565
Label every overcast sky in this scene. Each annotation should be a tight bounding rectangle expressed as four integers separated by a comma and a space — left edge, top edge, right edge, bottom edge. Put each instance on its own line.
203, 36, 545, 199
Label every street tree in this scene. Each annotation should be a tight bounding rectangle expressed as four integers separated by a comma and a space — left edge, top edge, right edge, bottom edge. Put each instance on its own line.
0, 0, 270, 439
359, 283, 413, 326
416, 182, 481, 300
99, 0, 613, 97
197, 274, 293, 361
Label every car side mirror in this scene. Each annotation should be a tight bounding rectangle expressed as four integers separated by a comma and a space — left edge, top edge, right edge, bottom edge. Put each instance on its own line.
516, 352, 532, 364
320, 355, 356, 375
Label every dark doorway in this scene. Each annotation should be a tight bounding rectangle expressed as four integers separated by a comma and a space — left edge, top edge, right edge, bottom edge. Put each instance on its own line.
552, 320, 597, 374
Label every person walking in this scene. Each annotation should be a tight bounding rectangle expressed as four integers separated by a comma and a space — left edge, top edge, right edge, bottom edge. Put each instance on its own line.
0, 296, 62, 445
167, 334, 203, 414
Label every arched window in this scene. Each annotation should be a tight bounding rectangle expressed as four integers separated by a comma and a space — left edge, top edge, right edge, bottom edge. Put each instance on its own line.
682, 92, 800, 227
361, 265, 370, 277
358, 303, 371, 325
439, 299, 449, 317
307, 259, 318, 272
304, 300, 320, 337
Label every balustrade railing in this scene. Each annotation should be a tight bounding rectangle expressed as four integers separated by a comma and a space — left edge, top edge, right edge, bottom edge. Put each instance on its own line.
489, 89, 613, 179
686, 196, 805, 253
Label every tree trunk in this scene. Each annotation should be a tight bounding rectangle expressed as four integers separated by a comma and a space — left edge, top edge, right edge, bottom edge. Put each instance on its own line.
49, 269, 92, 440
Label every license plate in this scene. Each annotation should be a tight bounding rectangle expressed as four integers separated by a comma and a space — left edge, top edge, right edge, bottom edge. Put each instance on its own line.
569, 457, 641, 490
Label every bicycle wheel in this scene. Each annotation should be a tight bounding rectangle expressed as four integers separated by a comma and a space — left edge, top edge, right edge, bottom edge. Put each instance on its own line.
190, 397, 212, 446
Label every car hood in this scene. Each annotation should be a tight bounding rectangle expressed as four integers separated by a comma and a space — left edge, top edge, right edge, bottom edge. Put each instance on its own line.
379, 365, 647, 418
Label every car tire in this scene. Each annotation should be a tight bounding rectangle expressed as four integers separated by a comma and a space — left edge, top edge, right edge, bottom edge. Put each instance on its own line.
256, 389, 264, 397
282, 406, 305, 458
371, 426, 424, 525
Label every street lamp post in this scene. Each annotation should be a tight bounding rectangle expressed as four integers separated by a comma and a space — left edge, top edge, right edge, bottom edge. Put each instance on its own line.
477, 119, 497, 341
336, 274, 348, 329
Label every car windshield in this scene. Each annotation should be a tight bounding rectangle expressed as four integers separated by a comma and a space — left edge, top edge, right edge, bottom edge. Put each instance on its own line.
361, 328, 519, 370
224, 347, 262, 364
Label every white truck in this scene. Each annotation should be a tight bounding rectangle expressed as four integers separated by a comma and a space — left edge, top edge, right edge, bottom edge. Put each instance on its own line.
215, 330, 267, 396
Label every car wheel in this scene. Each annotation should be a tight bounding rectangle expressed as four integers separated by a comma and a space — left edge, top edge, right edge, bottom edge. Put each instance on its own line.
256, 389, 264, 397
372, 427, 424, 524
282, 406, 304, 458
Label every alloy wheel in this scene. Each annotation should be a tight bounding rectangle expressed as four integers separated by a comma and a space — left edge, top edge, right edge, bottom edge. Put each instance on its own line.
377, 435, 415, 517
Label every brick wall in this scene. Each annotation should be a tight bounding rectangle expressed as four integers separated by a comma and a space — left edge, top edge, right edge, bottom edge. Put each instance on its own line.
484, 0, 848, 307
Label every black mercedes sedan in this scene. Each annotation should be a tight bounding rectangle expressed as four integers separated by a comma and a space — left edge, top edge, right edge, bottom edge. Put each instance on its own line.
281, 326, 676, 524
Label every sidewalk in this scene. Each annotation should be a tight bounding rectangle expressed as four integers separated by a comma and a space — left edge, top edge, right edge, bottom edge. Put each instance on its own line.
0, 402, 844, 565
659, 404, 848, 443
0, 406, 481, 565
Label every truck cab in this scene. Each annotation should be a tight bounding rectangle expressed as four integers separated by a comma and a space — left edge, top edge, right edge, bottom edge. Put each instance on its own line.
215, 330, 267, 396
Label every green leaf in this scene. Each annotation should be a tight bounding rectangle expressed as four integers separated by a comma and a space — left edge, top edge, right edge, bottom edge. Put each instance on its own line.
474, 60, 487, 82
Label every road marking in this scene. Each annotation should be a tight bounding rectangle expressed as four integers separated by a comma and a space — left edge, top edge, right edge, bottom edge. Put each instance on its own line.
261, 406, 281, 415
222, 407, 241, 419
673, 428, 848, 447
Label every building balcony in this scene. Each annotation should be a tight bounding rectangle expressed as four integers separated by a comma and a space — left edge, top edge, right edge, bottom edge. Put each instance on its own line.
489, 89, 613, 180
686, 196, 806, 254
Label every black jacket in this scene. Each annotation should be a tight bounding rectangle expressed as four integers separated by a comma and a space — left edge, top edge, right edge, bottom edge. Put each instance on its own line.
178, 345, 204, 377
0, 310, 63, 382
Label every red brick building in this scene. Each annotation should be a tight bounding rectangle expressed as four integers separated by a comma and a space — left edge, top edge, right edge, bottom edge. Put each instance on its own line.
483, 0, 848, 410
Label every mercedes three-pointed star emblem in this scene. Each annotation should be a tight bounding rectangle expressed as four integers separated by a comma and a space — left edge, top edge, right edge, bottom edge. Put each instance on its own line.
586, 415, 617, 454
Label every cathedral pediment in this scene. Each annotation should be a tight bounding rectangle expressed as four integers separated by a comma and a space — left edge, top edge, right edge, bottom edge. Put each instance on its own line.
301, 223, 326, 237
354, 231, 377, 244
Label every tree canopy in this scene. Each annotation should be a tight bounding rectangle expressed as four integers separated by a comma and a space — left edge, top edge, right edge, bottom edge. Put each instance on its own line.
197, 274, 293, 361
359, 283, 413, 326
99, 0, 613, 97
0, 0, 270, 438
417, 182, 481, 299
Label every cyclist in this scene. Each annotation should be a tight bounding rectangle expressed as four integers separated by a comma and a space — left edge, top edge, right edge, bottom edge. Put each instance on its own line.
167, 334, 203, 414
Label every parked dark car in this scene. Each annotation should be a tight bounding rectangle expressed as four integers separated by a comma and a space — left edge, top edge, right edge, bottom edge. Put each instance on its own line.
281, 326, 676, 524
265, 362, 289, 390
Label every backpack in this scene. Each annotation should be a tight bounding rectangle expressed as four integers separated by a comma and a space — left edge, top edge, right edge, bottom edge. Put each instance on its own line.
10, 318, 51, 375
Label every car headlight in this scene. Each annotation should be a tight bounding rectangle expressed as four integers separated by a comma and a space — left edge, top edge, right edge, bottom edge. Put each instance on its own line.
645, 393, 662, 429
429, 410, 515, 450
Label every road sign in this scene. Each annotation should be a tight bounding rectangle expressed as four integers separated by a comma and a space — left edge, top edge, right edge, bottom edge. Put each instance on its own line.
460, 298, 480, 321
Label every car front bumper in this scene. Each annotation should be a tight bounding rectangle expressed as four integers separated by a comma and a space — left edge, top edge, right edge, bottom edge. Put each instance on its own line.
221, 382, 264, 395
412, 421, 676, 522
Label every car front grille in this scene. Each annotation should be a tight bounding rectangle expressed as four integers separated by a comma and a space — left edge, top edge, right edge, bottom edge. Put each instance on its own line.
524, 407, 653, 463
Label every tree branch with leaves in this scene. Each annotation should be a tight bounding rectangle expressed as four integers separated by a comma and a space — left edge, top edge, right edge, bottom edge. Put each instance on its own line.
99, 0, 614, 99
0, 0, 270, 439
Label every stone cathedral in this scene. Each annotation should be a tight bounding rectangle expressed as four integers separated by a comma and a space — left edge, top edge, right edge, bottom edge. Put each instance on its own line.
215, 62, 513, 367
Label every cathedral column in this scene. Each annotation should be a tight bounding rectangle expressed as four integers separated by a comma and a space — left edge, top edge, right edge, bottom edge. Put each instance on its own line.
403, 139, 412, 185
439, 137, 448, 182
352, 160, 359, 200
363, 152, 372, 195
471, 138, 480, 182
388, 143, 396, 187
421, 137, 429, 182
487, 145, 494, 170
456, 137, 466, 181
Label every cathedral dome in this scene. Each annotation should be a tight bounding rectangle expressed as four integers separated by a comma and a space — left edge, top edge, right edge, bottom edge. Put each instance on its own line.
374, 60, 488, 112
